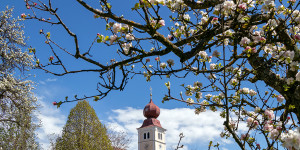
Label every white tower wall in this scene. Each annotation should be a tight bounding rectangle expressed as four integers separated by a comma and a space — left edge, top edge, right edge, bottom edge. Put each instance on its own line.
138, 126, 166, 150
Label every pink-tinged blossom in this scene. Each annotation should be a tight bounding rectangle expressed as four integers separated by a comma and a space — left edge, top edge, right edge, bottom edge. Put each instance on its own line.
113, 23, 121, 33
277, 95, 284, 103
264, 109, 275, 120
122, 42, 132, 54
168, 34, 174, 41
229, 121, 236, 130
241, 133, 249, 140
198, 51, 208, 59
240, 37, 250, 46
210, 63, 216, 70
160, 62, 167, 69
21, 13, 26, 19
247, 117, 259, 128
238, 3, 247, 10
211, 17, 218, 24
246, 117, 258, 128
150, 20, 156, 27
125, 33, 134, 40
158, 20, 165, 26
251, 47, 257, 53
276, 121, 283, 130
244, 46, 251, 52
155, 57, 160, 61
246, 117, 254, 126
253, 31, 262, 43
223, 1, 236, 10
281, 127, 300, 150
109, 35, 118, 44
49, 56, 54, 61
269, 129, 280, 140
256, 144, 261, 149
229, 78, 237, 86
249, 89, 257, 96
253, 35, 261, 43
263, 123, 273, 132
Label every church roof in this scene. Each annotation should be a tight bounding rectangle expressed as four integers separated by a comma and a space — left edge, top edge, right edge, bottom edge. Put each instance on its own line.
140, 118, 162, 128
143, 99, 160, 119
139, 99, 163, 129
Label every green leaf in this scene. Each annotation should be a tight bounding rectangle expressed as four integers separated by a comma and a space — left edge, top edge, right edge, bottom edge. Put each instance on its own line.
131, 3, 140, 10
94, 96, 100, 101
104, 36, 110, 41
289, 105, 296, 110
107, 3, 112, 9
56, 101, 62, 108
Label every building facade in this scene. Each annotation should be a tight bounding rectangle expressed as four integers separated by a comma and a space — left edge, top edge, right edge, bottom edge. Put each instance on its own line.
137, 99, 166, 150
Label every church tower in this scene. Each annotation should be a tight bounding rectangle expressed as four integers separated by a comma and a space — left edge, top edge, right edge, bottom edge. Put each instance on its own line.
137, 97, 166, 150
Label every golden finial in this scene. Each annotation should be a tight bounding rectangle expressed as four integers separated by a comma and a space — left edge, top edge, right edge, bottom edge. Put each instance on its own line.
150, 86, 152, 100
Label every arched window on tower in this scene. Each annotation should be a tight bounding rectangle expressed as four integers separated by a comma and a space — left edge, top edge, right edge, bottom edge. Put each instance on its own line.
147, 132, 150, 139
144, 133, 146, 139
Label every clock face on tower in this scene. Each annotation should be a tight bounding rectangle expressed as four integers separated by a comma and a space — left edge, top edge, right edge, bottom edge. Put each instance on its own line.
144, 143, 149, 150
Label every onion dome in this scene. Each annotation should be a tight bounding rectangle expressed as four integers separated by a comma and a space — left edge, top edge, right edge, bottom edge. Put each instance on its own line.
140, 98, 162, 128
143, 99, 160, 119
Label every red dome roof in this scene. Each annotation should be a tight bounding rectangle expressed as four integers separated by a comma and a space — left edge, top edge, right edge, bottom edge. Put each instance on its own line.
140, 118, 162, 128
143, 99, 160, 119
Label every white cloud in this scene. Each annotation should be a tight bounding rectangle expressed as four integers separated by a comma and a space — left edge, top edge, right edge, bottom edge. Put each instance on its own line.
107, 107, 236, 150
39, 78, 57, 85
35, 95, 66, 150
46, 78, 57, 82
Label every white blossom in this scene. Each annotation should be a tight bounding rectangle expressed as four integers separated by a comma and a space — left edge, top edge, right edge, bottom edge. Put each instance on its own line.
296, 71, 300, 81
183, 14, 190, 21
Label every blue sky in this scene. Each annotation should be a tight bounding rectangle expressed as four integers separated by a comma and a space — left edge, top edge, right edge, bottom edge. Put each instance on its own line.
0, 1, 253, 149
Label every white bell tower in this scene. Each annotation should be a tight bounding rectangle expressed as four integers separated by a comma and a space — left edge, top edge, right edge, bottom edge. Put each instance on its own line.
137, 94, 166, 150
